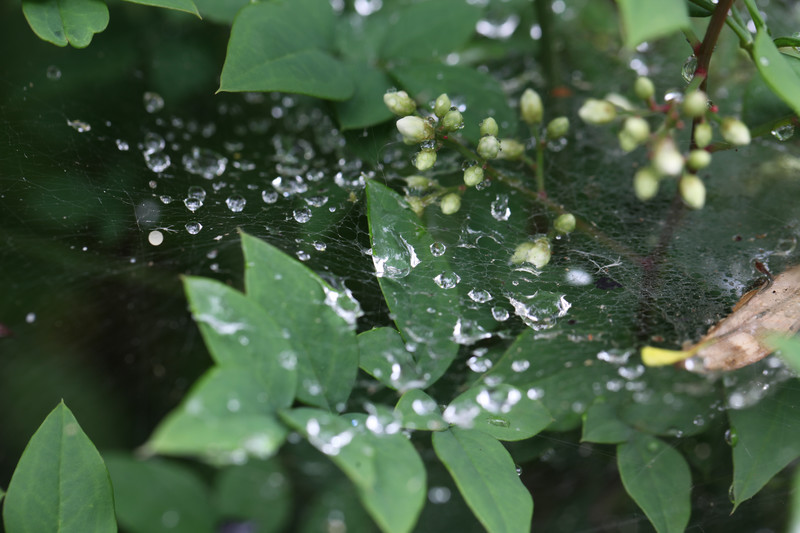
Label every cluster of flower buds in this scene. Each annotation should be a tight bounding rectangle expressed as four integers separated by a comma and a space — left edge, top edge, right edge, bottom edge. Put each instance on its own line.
578, 77, 751, 210
509, 213, 575, 269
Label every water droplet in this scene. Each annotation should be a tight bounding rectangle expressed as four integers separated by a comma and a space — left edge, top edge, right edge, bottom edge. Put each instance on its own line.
296, 250, 310, 261
185, 221, 202, 234
272, 175, 308, 196
144, 152, 171, 173
143, 91, 165, 113
692, 415, 705, 426
428, 486, 451, 504
490, 194, 511, 221
597, 349, 633, 365
434, 271, 461, 289
305, 195, 329, 207
511, 359, 530, 372
724, 428, 738, 447
67, 119, 91, 133
184, 197, 203, 212
262, 190, 278, 204
226, 195, 246, 212
647, 440, 660, 453
728, 484, 736, 504
115, 139, 129, 151
142, 132, 166, 155
293, 207, 312, 223
148, 230, 164, 246
487, 416, 510, 428
467, 355, 493, 372
323, 285, 364, 329
468, 289, 492, 303
508, 292, 571, 330
314, 241, 327, 251
25, 312, 36, 324
187, 186, 206, 201
618, 364, 645, 380
491, 306, 509, 321
771, 124, 794, 141
227, 398, 241, 412
515, 464, 523, 476
681, 56, 697, 83
759, 56, 770, 67
183, 147, 228, 179
430, 242, 446, 256
46, 65, 62, 80
565, 269, 592, 286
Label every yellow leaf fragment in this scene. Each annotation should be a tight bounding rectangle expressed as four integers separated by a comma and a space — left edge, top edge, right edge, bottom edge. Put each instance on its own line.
641, 345, 695, 366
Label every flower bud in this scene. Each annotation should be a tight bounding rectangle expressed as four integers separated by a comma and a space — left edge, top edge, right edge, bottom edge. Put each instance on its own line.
441, 109, 464, 132
652, 137, 684, 176
414, 149, 437, 171
618, 131, 638, 153
477, 135, 500, 159
721, 118, 751, 146
440, 193, 461, 215
604, 93, 634, 111
520, 88, 543, 125
687, 149, 711, 170
511, 241, 535, 264
405, 175, 432, 189
682, 90, 708, 118
578, 99, 616, 125
694, 122, 712, 148
497, 138, 525, 160
623, 117, 650, 143
546, 117, 570, 140
479, 117, 499, 137
679, 173, 706, 209
384, 90, 416, 116
396, 116, 434, 143
406, 196, 425, 217
434, 93, 451, 118
526, 237, 552, 268
633, 167, 660, 201
634, 76, 655, 101
463, 165, 484, 187
554, 213, 576, 234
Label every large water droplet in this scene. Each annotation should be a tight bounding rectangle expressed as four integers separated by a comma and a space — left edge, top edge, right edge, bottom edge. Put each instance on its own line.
293, 207, 312, 223
46, 65, 62, 81
490, 194, 511, 221
468, 289, 492, 303
143, 91, 165, 114
771, 124, 794, 141
187, 186, 206, 201
262, 190, 278, 204
184, 197, 203, 212
183, 147, 228, 179
145, 152, 171, 173
430, 242, 446, 257
226, 195, 246, 212
724, 427, 738, 447
508, 292, 571, 330
142, 132, 165, 155
434, 271, 461, 289
491, 306, 509, 321
185, 221, 202, 234
681, 56, 697, 83
67, 119, 91, 133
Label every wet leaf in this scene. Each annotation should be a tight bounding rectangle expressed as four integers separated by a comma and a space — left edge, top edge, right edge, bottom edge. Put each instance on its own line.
122, 0, 200, 17
729, 385, 800, 510
432, 428, 533, 533
22, 0, 109, 48
789, 465, 800, 533
616, 0, 689, 48
581, 400, 633, 444
358, 327, 427, 392
3, 402, 116, 533
394, 389, 447, 431
335, 62, 394, 130
753, 30, 800, 117
617, 432, 691, 533
192, 0, 247, 23
214, 459, 292, 533
104, 454, 215, 533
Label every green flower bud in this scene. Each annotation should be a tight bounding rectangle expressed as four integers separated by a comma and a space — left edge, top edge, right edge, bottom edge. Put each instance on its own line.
440, 193, 461, 215
414, 148, 437, 171
511, 241, 535, 264
546, 116, 570, 140
479, 117, 499, 137
618, 131, 639, 153
604, 92, 634, 111
682, 90, 708, 118
634, 76, 655, 101
463, 165, 484, 187
652, 137, 684, 176
679, 173, 706, 209
396, 116, 435, 144
441, 109, 464, 132
477, 135, 500, 159
405, 175, 432, 189
578, 99, 616, 125
520, 88, 543, 125
721, 118, 751, 146
526, 237, 552, 268
633, 167, 660, 201
694, 122, 713, 148
406, 196, 425, 217
554, 213, 576, 234
434, 93, 451, 118
687, 149, 711, 170
497, 138, 525, 160
623, 116, 650, 143
384, 90, 416, 116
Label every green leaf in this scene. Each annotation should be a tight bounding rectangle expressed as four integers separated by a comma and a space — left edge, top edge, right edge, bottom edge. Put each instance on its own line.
753, 30, 800, 117
379, 0, 483, 61
3, 402, 116, 533
183, 276, 297, 409
394, 389, 447, 431
240, 231, 359, 410
219, 0, 354, 100
444, 384, 552, 441
192, 0, 247, 24
365, 181, 460, 386
104, 454, 215, 533
121, 0, 200, 17
146, 367, 288, 464
789, 465, 800, 533
214, 459, 292, 532
768, 334, 800, 373
335, 62, 394, 130
581, 400, 633, 444
281, 408, 427, 533
616, 0, 689, 48
728, 385, 800, 510
358, 327, 426, 391
22, 0, 109, 48
432, 428, 532, 533
617, 432, 691, 533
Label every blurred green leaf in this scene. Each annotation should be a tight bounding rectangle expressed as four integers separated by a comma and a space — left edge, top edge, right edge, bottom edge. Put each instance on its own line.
789, 465, 800, 533
432, 428, 532, 533
3, 402, 116, 533
104, 454, 215, 533
192, 0, 247, 23
22, 0, 109, 48
219, 0, 353, 99
753, 30, 800, 117
335, 62, 395, 130
358, 327, 426, 392
214, 459, 292, 532
616, 0, 689, 48
240, 232, 359, 410
617, 432, 691, 533
581, 400, 633, 444
146, 367, 288, 464
299, 479, 380, 533
729, 385, 800, 510
767, 334, 800, 373
122, 0, 200, 17
394, 389, 447, 431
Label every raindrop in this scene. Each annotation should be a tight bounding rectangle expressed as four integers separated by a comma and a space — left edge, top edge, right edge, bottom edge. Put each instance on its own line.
115, 139, 130, 151
305, 195, 329, 207
434, 271, 461, 289
187, 186, 206, 201
618, 364, 645, 380
46, 65, 62, 80
143, 91, 165, 113
67, 119, 91, 133
430, 242, 446, 257
467, 355, 493, 372
159, 195, 172, 204
487, 417, 510, 428
724, 428, 738, 447
565, 269, 592, 286
490, 194, 511, 221
183, 147, 228, 179
144, 152, 171, 173
692, 415, 705, 427
184, 197, 203, 212
515, 464, 523, 476
293, 207, 312, 223
26, 312, 36, 324
272, 175, 308, 196
681, 56, 697, 83
314, 241, 327, 251
262, 190, 279, 204
185, 222, 202, 234
771, 124, 794, 141
226, 195, 246, 212
728, 484, 736, 504
511, 359, 530, 372
491, 306, 509, 321
475, 15, 520, 39
428, 487, 451, 504
759, 56, 769, 67
142, 132, 166, 155
227, 398, 241, 412
468, 289, 492, 303
296, 250, 311, 261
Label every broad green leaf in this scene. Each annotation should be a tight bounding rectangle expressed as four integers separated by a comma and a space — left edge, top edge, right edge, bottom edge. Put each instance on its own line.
146, 367, 288, 464
394, 389, 447, 431
335, 62, 395, 130
219, 0, 353, 100
104, 454, 215, 533
581, 400, 633, 444
768, 334, 800, 373
358, 327, 427, 391
445, 384, 552, 441
617, 432, 691, 533
299, 479, 380, 533
3, 402, 116, 533
365, 181, 460, 386
122, 0, 200, 17
22, 0, 109, 48
240, 231, 359, 410
789, 465, 800, 533
728, 385, 800, 510
379, 0, 483, 61
281, 408, 427, 533
214, 459, 291, 532
432, 428, 532, 533
616, 0, 689, 48
183, 276, 297, 409
192, 0, 247, 23
753, 30, 800, 119
389, 64, 516, 142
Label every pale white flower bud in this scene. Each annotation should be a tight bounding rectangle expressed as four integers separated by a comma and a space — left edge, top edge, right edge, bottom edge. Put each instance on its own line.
479, 117, 499, 137
526, 237, 551, 268
633, 167, 660, 201
687, 149, 711, 170
440, 193, 461, 215
384, 90, 416, 116
721, 118, 751, 146
477, 135, 500, 159
441, 109, 464, 132
463, 165, 484, 187
652, 137, 684, 176
434, 93, 451, 118
405, 175, 432, 189
414, 149, 437, 171
520, 88, 543, 125
682, 90, 708, 118
578, 99, 616, 124
679, 173, 706, 209
623, 117, 650, 143
406, 196, 425, 217
497, 139, 525, 160
634, 77, 655, 101
546, 117, 570, 140
396, 116, 434, 143
554, 213, 576, 234
694, 122, 713, 148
